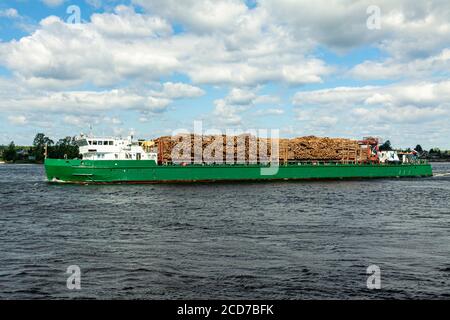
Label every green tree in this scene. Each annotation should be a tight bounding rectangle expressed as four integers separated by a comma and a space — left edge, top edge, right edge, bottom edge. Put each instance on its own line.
48, 136, 80, 159
32, 133, 54, 161
3, 142, 17, 162
379, 140, 392, 151
415, 144, 423, 153
429, 148, 441, 155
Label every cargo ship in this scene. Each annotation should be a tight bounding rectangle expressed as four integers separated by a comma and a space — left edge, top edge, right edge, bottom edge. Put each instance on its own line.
44, 135, 432, 184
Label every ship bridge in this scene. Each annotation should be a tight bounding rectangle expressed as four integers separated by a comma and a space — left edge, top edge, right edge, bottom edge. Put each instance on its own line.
76, 135, 157, 161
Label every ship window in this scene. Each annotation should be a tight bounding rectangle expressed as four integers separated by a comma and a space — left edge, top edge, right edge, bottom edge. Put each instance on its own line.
93, 141, 97, 145
88, 140, 92, 145
75, 139, 88, 147
98, 141, 103, 145
104, 141, 108, 145
109, 141, 114, 145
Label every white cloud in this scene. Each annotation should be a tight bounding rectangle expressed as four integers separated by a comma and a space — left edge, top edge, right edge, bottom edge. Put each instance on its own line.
0, 5, 330, 88
0, 8, 19, 18
212, 98, 245, 125
211, 88, 254, 125
261, 0, 450, 57
8, 115, 28, 125
293, 82, 450, 110
85, 0, 102, 9
352, 105, 448, 124
157, 82, 205, 99
313, 116, 338, 127
253, 95, 281, 105
0, 77, 207, 122
211, 87, 281, 125
1, 1, 449, 89
62, 114, 124, 128
223, 88, 279, 106
41, 0, 66, 7
259, 0, 381, 51
132, 0, 248, 33
350, 49, 450, 80
63, 115, 84, 126
103, 116, 122, 125
254, 108, 284, 116
0, 8, 37, 34
364, 93, 393, 105
226, 88, 257, 105
0, 88, 171, 113
289, 80, 450, 147
293, 86, 379, 107
91, 5, 173, 38
0, 13, 179, 88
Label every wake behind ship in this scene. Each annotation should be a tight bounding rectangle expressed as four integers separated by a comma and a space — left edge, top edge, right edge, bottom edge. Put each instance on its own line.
44, 135, 432, 184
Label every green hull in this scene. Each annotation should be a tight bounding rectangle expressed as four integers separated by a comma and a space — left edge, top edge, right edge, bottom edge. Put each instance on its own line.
44, 159, 433, 184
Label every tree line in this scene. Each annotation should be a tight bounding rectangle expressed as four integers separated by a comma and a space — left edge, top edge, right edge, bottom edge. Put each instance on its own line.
378, 140, 450, 160
1, 133, 80, 162
1, 135, 449, 162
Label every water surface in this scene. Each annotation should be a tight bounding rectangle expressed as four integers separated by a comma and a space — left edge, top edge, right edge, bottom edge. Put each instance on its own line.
0, 163, 449, 299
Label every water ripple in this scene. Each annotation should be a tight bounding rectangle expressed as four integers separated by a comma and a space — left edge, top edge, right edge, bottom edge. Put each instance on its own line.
0, 163, 449, 299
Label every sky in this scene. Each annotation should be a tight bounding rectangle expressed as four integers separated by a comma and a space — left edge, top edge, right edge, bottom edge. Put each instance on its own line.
0, 0, 449, 149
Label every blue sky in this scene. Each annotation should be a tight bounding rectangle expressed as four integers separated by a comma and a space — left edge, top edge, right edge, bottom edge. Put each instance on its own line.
0, 0, 449, 149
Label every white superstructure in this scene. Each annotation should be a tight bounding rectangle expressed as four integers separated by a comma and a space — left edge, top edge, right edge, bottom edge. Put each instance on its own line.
75, 134, 158, 161
378, 150, 400, 163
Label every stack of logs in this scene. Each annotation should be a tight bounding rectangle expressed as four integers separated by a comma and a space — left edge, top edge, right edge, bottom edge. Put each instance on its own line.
154, 134, 369, 163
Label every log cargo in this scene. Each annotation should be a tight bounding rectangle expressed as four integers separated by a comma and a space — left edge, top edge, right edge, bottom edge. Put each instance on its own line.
154, 135, 369, 163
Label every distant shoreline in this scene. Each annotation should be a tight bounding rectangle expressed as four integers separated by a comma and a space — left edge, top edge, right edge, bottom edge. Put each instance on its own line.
0, 161, 43, 165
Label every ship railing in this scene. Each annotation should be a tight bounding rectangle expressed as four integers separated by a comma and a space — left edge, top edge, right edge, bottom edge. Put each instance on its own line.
161, 161, 359, 166
159, 159, 429, 166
